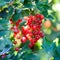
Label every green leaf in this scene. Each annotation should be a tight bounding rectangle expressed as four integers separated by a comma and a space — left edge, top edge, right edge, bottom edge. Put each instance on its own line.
0, 0, 6, 6
46, 31, 60, 40
0, 30, 10, 37
0, 18, 10, 37
0, 38, 12, 55
0, 0, 12, 6
7, 6, 14, 19
12, 9, 21, 22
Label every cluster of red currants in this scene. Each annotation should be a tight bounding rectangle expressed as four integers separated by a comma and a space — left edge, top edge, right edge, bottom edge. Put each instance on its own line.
10, 14, 44, 49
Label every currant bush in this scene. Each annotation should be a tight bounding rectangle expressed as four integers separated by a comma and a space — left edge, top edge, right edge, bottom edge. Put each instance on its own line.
10, 14, 44, 49
0, 0, 59, 60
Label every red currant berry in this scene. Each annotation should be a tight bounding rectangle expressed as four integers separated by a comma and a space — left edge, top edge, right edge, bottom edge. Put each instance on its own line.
29, 24, 33, 27
2, 54, 6, 58
17, 36, 20, 39
32, 25, 36, 30
10, 18, 14, 24
40, 33, 44, 38
35, 35, 40, 40
21, 37, 27, 43
30, 39, 35, 45
15, 47, 19, 51
14, 29, 19, 34
35, 14, 40, 18
13, 41, 17, 45
18, 19, 22, 23
28, 43, 34, 48
40, 14, 44, 20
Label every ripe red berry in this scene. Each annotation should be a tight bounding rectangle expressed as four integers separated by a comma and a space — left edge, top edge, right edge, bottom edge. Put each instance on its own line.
13, 41, 17, 44
28, 43, 34, 48
35, 35, 40, 40
18, 19, 22, 23
22, 26, 31, 35
14, 29, 19, 34
35, 14, 44, 20
17, 36, 20, 39
16, 23, 19, 27
21, 37, 27, 43
40, 14, 44, 20
10, 18, 14, 24
35, 14, 41, 18
30, 39, 35, 45
29, 23, 33, 27
2, 54, 6, 58
15, 47, 19, 51
28, 15, 35, 21
32, 25, 36, 30
40, 33, 44, 38
38, 20, 42, 24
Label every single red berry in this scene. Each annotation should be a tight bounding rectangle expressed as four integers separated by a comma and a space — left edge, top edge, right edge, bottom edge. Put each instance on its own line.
13, 26, 18, 29
13, 41, 17, 45
17, 36, 20, 39
40, 14, 44, 20
29, 33, 33, 37
18, 19, 22, 23
14, 29, 19, 34
16, 23, 19, 27
22, 26, 31, 35
30, 39, 35, 45
22, 26, 27, 35
28, 20, 32, 25
35, 35, 40, 40
29, 24, 33, 27
33, 30, 38, 35
10, 18, 14, 24
34, 20, 38, 23
21, 37, 27, 43
40, 33, 44, 38
36, 25, 40, 29
29, 15, 35, 21
15, 47, 19, 51
28, 43, 34, 48
38, 20, 42, 24
32, 25, 36, 30
2, 54, 6, 58
35, 14, 40, 18
26, 34, 32, 40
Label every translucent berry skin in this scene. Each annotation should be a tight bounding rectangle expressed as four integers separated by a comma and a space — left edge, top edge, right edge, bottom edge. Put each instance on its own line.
15, 47, 19, 51
28, 43, 34, 48
21, 37, 27, 43
13, 41, 17, 45
2, 54, 6, 58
